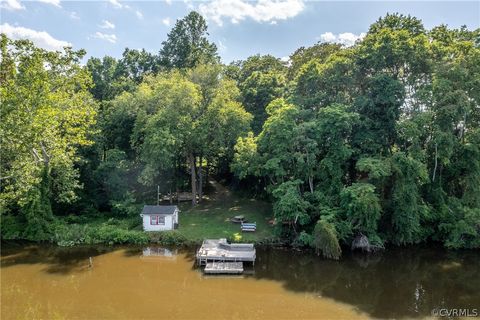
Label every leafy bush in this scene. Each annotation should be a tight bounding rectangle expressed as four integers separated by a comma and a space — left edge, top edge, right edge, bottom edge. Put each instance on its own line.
87, 224, 148, 245
340, 183, 381, 238
293, 231, 314, 248
147, 231, 192, 246
53, 220, 148, 246
53, 223, 89, 246
0, 215, 25, 240
111, 192, 141, 216
64, 214, 96, 224
227, 232, 243, 243
314, 218, 342, 260
272, 180, 310, 225
441, 207, 480, 249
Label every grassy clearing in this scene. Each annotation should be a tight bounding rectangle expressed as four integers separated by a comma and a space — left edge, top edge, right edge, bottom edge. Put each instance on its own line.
45, 181, 276, 246
174, 180, 275, 243
177, 196, 275, 243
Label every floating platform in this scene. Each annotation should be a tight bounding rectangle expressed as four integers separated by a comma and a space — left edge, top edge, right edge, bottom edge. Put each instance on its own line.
196, 239, 256, 265
204, 262, 244, 274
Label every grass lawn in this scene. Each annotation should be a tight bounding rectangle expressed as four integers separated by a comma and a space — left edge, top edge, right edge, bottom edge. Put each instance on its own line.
175, 181, 275, 243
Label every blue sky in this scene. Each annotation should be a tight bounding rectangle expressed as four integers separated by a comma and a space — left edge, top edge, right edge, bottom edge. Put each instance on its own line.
1, 0, 479, 63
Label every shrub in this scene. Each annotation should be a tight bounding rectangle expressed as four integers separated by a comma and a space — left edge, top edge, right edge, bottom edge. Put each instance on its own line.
53, 223, 89, 246
441, 207, 480, 249
53, 220, 148, 246
314, 218, 342, 260
0, 215, 25, 240
293, 231, 314, 248
87, 224, 148, 245
340, 183, 381, 238
147, 231, 191, 246
227, 232, 244, 243
110, 192, 141, 217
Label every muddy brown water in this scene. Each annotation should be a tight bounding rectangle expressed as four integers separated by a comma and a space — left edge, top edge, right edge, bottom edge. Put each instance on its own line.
1, 243, 478, 319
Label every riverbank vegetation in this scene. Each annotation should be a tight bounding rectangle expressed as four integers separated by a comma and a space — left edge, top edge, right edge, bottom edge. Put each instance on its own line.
1, 12, 479, 259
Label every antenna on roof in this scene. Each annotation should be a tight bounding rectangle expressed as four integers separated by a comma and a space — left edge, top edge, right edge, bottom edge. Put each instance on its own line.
157, 185, 160, 205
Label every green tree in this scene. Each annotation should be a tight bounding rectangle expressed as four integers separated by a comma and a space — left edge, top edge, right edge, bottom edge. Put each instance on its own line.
160, 11, 219, 69
313, 217, 342, 260
272, 180, 310, 227
340, 183, 382, 239
288, 42, 341, 80
240, 70, 286, 133
353, 74, 404, 155
293, 53, 355, 111
389, 152, 429, 245
0, 35, 97, 238
133, 70, 250, 205
227, 55, 287, 133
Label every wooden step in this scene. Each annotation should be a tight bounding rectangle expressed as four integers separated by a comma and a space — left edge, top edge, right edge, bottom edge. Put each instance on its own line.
204, 262, 244, 274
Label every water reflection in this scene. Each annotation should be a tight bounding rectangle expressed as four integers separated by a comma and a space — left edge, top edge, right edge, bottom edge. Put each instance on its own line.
1, 242, 114, 274
252, 246, 480, 319
1, 242, 478, 319
142, 247, 177, 258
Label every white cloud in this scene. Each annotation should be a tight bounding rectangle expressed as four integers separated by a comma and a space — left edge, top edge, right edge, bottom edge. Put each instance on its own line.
108, 0, 122, 9
162, 17, 172, 26
184, 0, 194, 10
1, 0, 24, 10
338, 32, 366, 46
280, 56, 292, 67
319, 31, 366, 47
69, 11, 80, 20
106, 0, 139, 20
0, 23, 71, 50
165, 0, 172, 4
319, 32, 336, 43
99, 20, 115, 29
93, 32, 117, 44
217, 40, 227, 52
199, 0, 305, 26
38, 0, 61, 7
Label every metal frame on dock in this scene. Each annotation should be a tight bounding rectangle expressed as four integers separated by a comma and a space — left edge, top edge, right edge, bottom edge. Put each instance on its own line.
204, 262, 244, 274
196, 239, 256, 267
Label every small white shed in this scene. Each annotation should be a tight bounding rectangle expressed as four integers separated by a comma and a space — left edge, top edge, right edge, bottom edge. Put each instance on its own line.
140, 205, 179, 231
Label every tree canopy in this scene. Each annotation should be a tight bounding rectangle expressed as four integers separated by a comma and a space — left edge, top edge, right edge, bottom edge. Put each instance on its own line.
1, 12, 479, 255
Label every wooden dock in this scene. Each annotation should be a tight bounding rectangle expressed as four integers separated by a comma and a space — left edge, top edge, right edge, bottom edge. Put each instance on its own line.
196, 239, 256, 266
204, 262, 244, 274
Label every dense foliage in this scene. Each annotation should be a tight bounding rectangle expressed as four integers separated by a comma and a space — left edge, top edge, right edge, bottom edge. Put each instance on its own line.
1, 13, 479, 257
233, 14, 480, 256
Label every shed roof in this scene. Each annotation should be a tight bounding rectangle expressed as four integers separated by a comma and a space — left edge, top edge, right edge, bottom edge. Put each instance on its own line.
142, 205, 178, 215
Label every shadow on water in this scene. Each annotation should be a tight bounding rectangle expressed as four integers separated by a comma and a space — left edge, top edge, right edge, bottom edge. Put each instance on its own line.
2, 241, 478, 319
251, 245, 480, 319
1, 241, 116, 274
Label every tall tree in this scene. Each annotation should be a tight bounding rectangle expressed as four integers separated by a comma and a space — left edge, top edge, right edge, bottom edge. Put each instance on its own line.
131, 70, 250, 205
0, 35, 97, 238
288, 42, 342, 80
232, 55, 287, 133
160, 11, 219, 69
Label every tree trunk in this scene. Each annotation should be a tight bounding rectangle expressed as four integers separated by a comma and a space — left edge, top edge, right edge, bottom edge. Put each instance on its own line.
205, 160, 210, 188
189, 153, 197, 206
40, 142, 50, 165
308, 176, 314, 193
198, 155, 203, 203
432, 143, 438, 182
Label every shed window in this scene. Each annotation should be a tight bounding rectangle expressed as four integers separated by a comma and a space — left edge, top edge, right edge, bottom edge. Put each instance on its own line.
150, 215, 165, 225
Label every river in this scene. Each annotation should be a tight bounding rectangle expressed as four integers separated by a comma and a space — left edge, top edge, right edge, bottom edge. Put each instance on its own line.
1, 243, 478, 319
